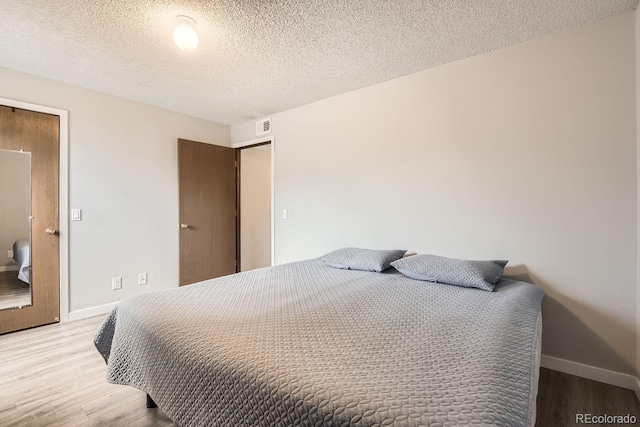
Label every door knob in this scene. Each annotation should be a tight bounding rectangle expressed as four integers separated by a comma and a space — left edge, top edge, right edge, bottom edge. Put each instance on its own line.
45, 227, 57, 235
180, 224, 190, 229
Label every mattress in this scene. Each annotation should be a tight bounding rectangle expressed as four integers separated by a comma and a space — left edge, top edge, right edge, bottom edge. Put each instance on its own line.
95, 258, 544, 427
530, 312, 543, 427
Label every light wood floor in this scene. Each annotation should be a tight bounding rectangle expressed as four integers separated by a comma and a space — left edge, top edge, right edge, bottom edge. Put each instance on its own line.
1, 315, 639, 427
0, 270, 31, 310
0, 315, 175, 426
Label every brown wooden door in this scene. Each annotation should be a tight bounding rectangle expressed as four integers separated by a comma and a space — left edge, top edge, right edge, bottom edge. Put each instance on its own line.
0, 106, 59, 334
178, 139, 237, 286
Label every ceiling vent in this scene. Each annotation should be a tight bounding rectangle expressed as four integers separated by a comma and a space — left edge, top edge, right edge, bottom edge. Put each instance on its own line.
256, 118, 271, 136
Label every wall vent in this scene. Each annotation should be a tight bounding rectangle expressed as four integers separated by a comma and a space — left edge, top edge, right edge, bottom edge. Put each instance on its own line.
256, 118, 271, 136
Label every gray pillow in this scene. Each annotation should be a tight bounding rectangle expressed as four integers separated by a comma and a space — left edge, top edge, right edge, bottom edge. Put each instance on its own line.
390, 254, 508, 291
321, 248, 407, 272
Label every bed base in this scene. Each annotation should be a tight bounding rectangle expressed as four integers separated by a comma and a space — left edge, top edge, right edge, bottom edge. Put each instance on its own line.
146, 393, 158, 408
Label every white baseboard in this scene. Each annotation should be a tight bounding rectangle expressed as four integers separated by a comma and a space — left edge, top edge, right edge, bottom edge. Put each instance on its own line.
541, 354, 638, 391
67, 301, 119, 322
0, 265, 19, 272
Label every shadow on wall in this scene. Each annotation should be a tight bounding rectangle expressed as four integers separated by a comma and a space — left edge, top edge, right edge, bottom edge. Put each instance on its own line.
503, 265, 634, 375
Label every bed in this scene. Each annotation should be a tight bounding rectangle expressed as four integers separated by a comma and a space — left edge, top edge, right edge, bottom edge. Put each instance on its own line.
95, 258, 544, 426
12, 239, 30, 284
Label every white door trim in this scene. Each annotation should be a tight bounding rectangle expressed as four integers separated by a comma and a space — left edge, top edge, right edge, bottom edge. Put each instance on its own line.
231, 136, 274, 149
233, 136, 275, 266
0, 97, 70, 323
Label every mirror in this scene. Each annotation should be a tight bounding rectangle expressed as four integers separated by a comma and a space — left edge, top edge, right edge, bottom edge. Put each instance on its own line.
0, 148, 32, 310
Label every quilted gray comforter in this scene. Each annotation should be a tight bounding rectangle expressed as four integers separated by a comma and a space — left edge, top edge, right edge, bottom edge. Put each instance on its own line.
94, 259, 544, 427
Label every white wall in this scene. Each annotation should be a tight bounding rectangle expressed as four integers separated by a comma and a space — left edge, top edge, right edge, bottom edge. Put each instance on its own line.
0, 150, 31, 269
0, 67, 230, 312
240, 145, 272, 271
233, 12, 637, 374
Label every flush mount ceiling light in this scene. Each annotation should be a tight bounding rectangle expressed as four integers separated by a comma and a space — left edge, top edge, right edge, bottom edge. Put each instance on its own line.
173, 15, 198, 52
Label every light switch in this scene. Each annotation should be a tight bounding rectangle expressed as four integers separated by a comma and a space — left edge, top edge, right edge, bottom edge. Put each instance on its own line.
282, 209, 288, 219
71, 209, 82, 221
138, 273, 148, 285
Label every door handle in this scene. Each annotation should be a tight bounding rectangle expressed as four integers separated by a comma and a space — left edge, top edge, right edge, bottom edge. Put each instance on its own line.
180, 224, 190, 229
45, 227, 57, 235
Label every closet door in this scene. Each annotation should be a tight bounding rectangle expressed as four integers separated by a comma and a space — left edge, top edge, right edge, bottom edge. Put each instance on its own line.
0, 105, 60, 334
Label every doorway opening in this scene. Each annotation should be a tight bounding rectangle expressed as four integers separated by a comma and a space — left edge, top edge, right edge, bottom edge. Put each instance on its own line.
232, 136, 275, 271
237, 142, 272, 271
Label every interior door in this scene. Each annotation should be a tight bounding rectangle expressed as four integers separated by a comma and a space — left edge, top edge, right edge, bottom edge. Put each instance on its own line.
178, 139, 237, 286
0, 105, 60, 334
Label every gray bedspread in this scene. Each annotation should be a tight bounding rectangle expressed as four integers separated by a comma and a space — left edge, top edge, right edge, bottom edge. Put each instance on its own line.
94, 259, 544, 427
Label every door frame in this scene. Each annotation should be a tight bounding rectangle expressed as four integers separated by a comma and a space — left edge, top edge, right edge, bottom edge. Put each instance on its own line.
232, 136, 275, 267
0, 97, 70, 322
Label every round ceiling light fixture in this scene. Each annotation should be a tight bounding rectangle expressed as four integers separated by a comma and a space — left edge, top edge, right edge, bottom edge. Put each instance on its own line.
173, 15, 198, 52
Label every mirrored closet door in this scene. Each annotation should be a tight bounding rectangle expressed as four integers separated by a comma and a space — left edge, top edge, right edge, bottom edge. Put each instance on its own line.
0, 105, 60, 334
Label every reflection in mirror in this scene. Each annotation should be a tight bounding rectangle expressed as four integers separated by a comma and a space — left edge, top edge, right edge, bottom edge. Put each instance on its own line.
0, 149, 32, 310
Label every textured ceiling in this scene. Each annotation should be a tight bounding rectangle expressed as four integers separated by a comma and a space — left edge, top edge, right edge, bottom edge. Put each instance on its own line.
0, 1, 637, 126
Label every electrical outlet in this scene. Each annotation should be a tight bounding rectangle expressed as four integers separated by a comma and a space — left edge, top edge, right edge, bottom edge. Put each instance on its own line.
138, 273, 148, 285
7, 250, 13, 258
112, 277, 122, 290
